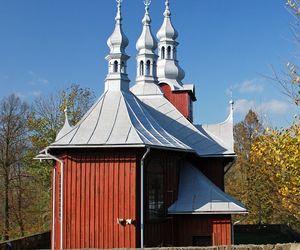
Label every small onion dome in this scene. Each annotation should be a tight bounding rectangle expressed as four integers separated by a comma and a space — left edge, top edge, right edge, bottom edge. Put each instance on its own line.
136, 5, 157, 53
156, 0, 178, 41
107, 1, 129, 54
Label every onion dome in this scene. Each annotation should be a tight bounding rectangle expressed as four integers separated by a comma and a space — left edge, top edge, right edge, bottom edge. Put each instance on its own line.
156, 0, 178, 42
107, 0, 129, 54
136, 2, 157, 54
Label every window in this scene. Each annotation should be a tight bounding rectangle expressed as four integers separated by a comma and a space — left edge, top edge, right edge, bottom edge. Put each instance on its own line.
173, 47, 177, 59
140, 61, 144, 76
167, 46, 171, 59
161, 46, 165, 59
147, 161, 164, 220
121, 61, 125, 73
146, 60, 151, 76
113, 60, 118, 72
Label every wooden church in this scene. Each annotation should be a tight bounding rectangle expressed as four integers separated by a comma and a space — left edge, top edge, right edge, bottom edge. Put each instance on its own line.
36, 0, 246, 249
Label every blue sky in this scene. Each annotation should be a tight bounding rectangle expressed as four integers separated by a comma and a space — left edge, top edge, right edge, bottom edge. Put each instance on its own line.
0, 0, 299, 127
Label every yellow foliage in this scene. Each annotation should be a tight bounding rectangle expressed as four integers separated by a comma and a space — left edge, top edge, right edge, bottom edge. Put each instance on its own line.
250, 116, 300, 221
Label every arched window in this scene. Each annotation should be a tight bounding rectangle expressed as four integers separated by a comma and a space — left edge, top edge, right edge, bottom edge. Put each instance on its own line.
121, 61, 125, 73
146, 60, 151, 76
167, 46, 171, 59
113, 60, 118, 73
140, 61, 144, 76
161, 46, 165, 59
153, 61, 157, 76
173, 47, 176, 60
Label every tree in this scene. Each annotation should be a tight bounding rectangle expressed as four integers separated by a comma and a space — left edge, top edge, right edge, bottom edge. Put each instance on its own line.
269, 0, 300, 105
251, 115, 300, 231
24, 84, 95, 234
226, 110, 278, 224
0, 95, 29, 240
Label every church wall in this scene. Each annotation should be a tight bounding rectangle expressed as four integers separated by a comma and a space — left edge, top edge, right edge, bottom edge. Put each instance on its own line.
195, 157, 225, 190
53, 149, 139, 249
174, 214, 232, 246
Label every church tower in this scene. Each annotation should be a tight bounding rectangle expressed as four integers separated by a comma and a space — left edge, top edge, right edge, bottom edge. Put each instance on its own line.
105, 0, 130, 92
156, 0, 196, 122
136, 0, 158, 85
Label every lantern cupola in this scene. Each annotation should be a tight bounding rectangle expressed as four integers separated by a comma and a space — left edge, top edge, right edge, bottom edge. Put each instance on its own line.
105, 0, 130, 92
156, 0, 185, 90
136, 0, 158, 85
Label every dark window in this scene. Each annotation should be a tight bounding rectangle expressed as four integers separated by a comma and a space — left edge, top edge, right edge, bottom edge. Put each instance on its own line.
192, 236, 212, 246
147, 162, 164, 220
146, 60, 151, 76
161, 46, 165, 59
121, 61, 125, 73
167, 46, 171, 59
140, 61, 144, 76
113, 60, 118, 72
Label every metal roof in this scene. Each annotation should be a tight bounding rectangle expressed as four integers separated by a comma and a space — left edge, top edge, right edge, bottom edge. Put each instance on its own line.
131, 89, 235, 157
168, 163, 247, 214
51, 90, 192, 151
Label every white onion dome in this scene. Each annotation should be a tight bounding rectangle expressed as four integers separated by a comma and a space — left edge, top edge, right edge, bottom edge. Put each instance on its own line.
156, 0, 178, 41
136, 5, 157, 54
107, 1, 129, 54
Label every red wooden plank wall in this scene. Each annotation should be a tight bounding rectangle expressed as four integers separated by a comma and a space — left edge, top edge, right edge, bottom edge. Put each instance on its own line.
160, 83, 191, 121
53, 150, 138, 249
196, 158, 225, 190
174, 215, 231, 246
212, 217, 232, 245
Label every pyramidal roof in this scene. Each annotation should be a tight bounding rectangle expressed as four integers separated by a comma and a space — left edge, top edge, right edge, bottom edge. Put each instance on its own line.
51, 90, 191, 152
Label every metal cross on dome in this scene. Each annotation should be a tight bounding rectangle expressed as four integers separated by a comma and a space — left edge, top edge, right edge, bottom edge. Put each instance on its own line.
144, 0, 151, 7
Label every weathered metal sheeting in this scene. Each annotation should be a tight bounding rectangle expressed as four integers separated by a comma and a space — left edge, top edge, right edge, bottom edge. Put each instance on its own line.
133, 93, 235, 156
51, 90, 191, 151
168, 163, 247, 214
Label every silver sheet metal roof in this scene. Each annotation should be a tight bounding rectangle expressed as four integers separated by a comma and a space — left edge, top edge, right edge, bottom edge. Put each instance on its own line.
132, 92, 235, 157
51, 90, 192, 151
168, 163, 247, 214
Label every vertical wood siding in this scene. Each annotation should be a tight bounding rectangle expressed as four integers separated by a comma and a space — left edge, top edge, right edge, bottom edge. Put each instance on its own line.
53, 150, 138, 249
174, 215, 231, 246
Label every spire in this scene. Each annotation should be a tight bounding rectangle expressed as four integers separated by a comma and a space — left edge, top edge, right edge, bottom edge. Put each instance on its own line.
105, 0, 130, 92
156, 0, 185, 90
56, 108, 72, 141
135, 0, 158, 85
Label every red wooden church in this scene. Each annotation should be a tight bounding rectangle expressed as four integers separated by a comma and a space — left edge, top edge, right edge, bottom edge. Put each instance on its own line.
37, 0, 246, 249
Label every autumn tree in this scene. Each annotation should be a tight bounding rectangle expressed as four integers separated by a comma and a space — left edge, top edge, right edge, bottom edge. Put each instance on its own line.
251, 116, 300, 231
226, 110, 278, 224
0, 95, 29, 240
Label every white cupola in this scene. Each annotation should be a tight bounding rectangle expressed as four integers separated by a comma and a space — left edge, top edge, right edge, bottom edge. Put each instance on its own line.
105, 0, 130, 92
135, 0, 158, 85
156, 0, 185, 90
